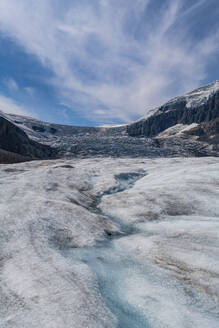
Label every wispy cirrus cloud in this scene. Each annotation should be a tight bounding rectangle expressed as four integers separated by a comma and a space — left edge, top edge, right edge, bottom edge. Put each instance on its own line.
0, 0, 218, 123
0, 93, 36, 117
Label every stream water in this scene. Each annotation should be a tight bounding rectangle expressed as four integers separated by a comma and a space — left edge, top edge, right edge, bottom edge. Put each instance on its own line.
63, 171, 218, 328
64, 171, 151, 327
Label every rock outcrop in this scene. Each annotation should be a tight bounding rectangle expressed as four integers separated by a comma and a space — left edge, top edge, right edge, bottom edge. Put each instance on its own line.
127, 83, 219, 138
0, 116, 57, 163
185, 117, 219, 144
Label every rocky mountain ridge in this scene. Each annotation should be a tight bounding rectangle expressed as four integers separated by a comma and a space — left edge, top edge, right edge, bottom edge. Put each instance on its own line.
127, 81, 219, 156
0, 116, 57, 163
127, 81, 219, 137
0, 81, 218, 162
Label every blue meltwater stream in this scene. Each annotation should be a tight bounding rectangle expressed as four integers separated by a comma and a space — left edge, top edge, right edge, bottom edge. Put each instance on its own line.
62, 172, 218, 328
64, 171, 151, 327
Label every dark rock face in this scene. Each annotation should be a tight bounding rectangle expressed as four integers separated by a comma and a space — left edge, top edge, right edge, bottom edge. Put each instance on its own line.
0, 148, 30, 164
127, 90, 219, 137
32, 125, 46, 133
0, 117, 57, 162
185, 117, 219, 151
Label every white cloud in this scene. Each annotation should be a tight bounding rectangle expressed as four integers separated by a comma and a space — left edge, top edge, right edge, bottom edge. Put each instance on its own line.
0, 0, 218, 123
24, 87, 35, 97
0, 94, 35, 117
4, 78, 19, 91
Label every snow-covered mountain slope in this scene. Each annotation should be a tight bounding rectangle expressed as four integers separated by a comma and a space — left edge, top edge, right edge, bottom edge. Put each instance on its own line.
0, 157, 218, 327
0, 81, 218, 161
167, 80, 219, 108
0, 116, 57, 163
127, 81, 219, 141
0, 109, 127, 141
135, 80, 219, 123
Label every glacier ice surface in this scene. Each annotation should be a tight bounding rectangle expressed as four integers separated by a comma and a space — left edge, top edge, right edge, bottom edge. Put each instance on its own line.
0, 157, 219, 327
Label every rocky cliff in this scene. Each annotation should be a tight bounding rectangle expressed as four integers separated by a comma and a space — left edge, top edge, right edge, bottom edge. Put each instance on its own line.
0, 116, 57, 163
127, 81, 219, 138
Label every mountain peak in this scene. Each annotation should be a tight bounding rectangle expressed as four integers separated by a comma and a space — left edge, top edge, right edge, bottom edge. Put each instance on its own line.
167, 80, 219, 109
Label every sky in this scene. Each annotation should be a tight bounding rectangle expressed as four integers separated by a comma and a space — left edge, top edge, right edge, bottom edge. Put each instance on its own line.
0, 0, 218, 126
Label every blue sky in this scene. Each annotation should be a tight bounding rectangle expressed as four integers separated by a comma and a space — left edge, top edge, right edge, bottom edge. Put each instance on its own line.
0, 0, 218, 126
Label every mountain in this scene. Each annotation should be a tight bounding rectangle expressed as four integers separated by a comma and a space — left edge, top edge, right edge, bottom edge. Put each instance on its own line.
127, 81, 219, 137
0, 116, 57, 163
0, 81, 218, 162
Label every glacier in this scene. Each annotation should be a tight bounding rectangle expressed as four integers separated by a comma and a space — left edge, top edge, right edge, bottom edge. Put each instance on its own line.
0, 157, 218, 327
